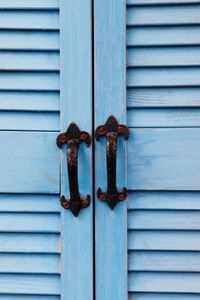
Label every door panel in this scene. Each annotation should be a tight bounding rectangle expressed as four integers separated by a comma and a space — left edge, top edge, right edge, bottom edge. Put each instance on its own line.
127, 1, 200, 299
0, 1, 92, 299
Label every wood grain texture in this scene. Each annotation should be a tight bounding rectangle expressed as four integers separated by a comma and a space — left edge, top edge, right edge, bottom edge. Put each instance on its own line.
0, 31, 59, 50
0, 274, 60, 295
0, 51, 59, 71
129, 251, 200, 271
127, 67, 200, 87
0, 91, 60, 111
127, 108, 200, 127
0, 132, 59, 193
127, 47, 200, 67
0, 233, 59, 253
60, 1, 93, 299
127, 0, 200, 4
128, 191, 200, 210
129, 294, 200, 300
127, 87, 200, 107
127, 5, 200, 25
0, 0, 59, 9
95, 1, 127, 299
0, 11, 58, 29
128, 128, 200, 190
128, 230, 200, 251
127, 26, 200, 46
0, 253, 59, 274
129, 272, 200, 293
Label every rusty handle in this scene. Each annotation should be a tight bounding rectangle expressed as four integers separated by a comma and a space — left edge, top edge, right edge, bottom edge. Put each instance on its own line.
56, 123, 91, 217
95, 116, 129, 209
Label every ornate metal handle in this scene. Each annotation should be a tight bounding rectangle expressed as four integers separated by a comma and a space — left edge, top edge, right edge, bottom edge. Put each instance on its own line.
57, 123, 91, 217
95, 116, 129, 209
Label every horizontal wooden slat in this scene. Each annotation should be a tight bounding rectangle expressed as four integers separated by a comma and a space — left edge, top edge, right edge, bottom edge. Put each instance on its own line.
127, 5, 200, 26
0, 274, 60, 295
0, 253, 59, 274
0, 132, 59, 193
0, 195, 60, 212
127, 67, 200, 87
0, 31, 59, 50
0, 297, 59, 300
0, 233, 59, 253
0, 51, 59, 70
0, 72, 59, 91
129, 293, 200, 300
128, 211, 200, 230
128, 230, 200, 251
127, 47, 200, 67
0, 91, 60, 111
0, 11, 58, 29
0, 111, 59, 131
129, 272, 200, 293
127, 0, 200, 4
0, 0, 59, 9
129, 251, 200, 271
127, 108, 200, 127
127, 87, 200, 107
128, 128, 200, 190
127, 26, 200, 46
0, 213, 60, 232
128, 192, 200, 210
1, 111, 59, 130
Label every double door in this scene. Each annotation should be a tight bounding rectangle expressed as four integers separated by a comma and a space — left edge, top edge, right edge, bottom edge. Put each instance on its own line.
0, 0, 200, 300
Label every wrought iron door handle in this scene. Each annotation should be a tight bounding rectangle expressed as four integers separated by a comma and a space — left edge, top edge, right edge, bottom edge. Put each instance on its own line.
95, 116, 129, 209
57, 123, 91, 217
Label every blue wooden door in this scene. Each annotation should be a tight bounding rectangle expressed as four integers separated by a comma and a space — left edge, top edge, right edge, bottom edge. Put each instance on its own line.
0, 1, 93, 299
94, 0, 200, 299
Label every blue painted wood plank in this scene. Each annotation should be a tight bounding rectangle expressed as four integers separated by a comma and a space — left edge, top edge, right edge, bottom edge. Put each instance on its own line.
127, 67, 200, 87
0, 51, 59, 71
0, 31, 59, 50
0, 11, 58, 29
60, 0, 93, 299
129, 293, 200, 300
127, 108, 200, 127
94, 0, 127, 300
127, 5, 200, 25
127, 87, 200, 107
128, 210, 200, 230
0, 274, 60, 295
127, 0, 200, 4
127, 26, 200, 46
0, 253, 59, 274
128, 192, 200, 210
0, 297, 59, 300
0, 91, 60, 111
129, 272, 200, 293
0, 72, 59, 91
0, 195, 60, 212
128, 128, 200, 190
129, 251, 200, 271
0, 0, 59, 9
0, 111, 59, 131
0, 213, 60, 232
0, 233, 59, 253
128, 230, 200, 251
127, 47, 200, 67
0, 132, 59, 193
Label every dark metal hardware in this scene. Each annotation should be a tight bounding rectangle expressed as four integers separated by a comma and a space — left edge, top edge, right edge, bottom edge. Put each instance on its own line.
56, 123, 91, 217
95, 116, 129, 209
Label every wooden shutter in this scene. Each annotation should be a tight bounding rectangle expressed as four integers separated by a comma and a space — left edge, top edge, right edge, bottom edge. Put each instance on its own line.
127, 0, 200, 299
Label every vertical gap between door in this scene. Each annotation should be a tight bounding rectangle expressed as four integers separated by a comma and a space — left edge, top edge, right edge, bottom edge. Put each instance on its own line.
92, 0, 96, 299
